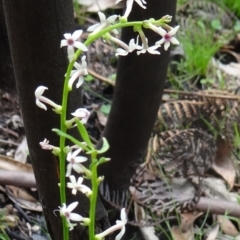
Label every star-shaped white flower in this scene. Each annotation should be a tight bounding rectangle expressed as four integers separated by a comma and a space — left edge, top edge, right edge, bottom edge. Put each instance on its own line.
87, 12, 118, 35
115, 38, 142, 56
66, 148, 88, 177
67, 175, 92, 196
35, 86, 62, 112
116, 0, 146, 18
60, 30, 88, 61
155, 26, 180, 51
95, 208, 127, 240
71, 108, 90, 124
68, 55, 88, 90
58, 202, 83, 230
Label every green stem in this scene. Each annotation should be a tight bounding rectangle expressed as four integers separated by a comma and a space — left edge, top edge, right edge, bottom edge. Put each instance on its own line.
89, 152, 98, 239
59, 61, 74, 240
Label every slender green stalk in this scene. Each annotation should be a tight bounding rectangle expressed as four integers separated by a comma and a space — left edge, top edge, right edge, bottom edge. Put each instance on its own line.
59, 61, 74, 240
89, 152, 98, 239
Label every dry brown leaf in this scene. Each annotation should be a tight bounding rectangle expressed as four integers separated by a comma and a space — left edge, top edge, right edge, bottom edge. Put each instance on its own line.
171, 226, 192, 240
6, 186, 42, 212
217, 215, 239, 236
0, 154, 33, 173
171, 212, 203, 240
212, 139, 236, 189
96, 110, 108, 126
14, 137, 28, 163
180, 212, 203, 232
205, 224, 219, 240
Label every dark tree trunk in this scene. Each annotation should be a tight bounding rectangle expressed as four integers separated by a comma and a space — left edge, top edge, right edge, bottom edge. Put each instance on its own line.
2, 0, 108, 239
99, 0, 177, 191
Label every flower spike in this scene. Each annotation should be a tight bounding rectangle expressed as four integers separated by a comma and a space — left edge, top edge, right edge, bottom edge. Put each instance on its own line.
60, 30, 88, 61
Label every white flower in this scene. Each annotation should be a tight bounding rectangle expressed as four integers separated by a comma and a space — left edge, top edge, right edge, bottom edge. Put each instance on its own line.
60, 30, 88, 61
71, 108, 90, 124
68, 56, 88, 90
67, 175, 92, 196
87, 12, 118, 35
58, 202, 83, 230
116, 0, 146, 18
35, 86, 62, 112
115, 38, 142, 56
155, 26, 180, 51
66, 148, 88, 177
39, 139, 54, 150
137, 44, 160, 55
95, 208, 127, 240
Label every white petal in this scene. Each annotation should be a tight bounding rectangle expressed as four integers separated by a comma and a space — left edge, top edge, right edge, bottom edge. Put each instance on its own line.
124, 0, 134, 18
72, 189, 77, 195
72, 148, 82, 158
170, 37, 179, 45
135, 0, 146, 9
67, 201, 78, 212
72, 30, 83, 40
155, 38, 165, 46
69, 213, 83, 222
35, 86, 48, 98
73, 41, 88, 52
157, 27, 167, 37
98, 12, 107, 23
115, 226, 125, 240
36, 99, 47, 111
116, 48, 128, 56
66, 164, 72, 177
169, 25, 180, 36
77, 177, 84, 185
63, 33, 71, 39
164, 41, 171, 51
69, 175, 77, 184
74, 156, 88, 163
60, 40, 68, 48
76, 76, 84, 88
67, 46, 75, 61
147, 46, 160, 55
120, 208, 127, 224
68, 70, 82, 89
73, 62, 81, 70
73, 164, 84, 173
107, 15, 118, 24
115, 0, 122, 4
87, 23, 100, 32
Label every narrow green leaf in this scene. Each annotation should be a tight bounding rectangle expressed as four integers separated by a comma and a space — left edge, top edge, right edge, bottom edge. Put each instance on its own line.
75, 119, 94, 150
97, 137, 109, 154
52, 128, 89, 151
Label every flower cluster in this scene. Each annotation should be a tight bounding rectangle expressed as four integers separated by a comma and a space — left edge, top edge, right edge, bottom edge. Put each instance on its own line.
34, 0, 180, 239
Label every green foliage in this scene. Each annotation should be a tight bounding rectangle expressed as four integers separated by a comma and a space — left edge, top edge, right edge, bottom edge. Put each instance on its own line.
179, 20, 223, 77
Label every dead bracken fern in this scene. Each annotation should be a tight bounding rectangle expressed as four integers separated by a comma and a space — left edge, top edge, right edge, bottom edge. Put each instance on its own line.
100, 89, 240, 228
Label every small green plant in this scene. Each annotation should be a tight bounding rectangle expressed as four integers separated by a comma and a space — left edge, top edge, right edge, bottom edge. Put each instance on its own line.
34, 0, 181, 239
178, 20, 223, 78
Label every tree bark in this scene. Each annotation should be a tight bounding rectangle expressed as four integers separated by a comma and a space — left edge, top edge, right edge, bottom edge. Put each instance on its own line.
99, 0, 177, 191
3, 1, 108, 239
